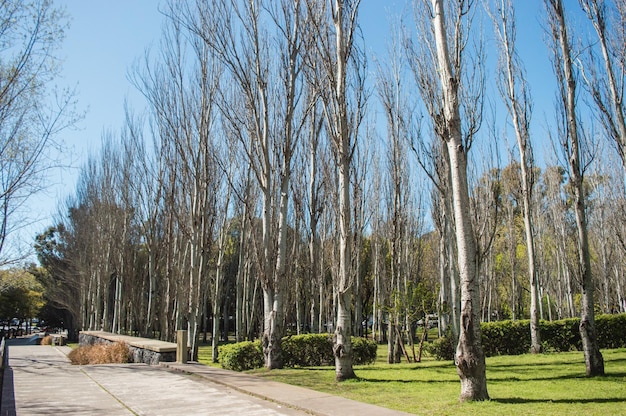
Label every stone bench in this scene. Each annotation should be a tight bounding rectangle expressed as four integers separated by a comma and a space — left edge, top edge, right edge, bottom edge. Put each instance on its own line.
79, 331, 181, 365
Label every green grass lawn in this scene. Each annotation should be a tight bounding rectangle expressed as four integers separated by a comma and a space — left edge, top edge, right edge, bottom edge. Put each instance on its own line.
198, 342, 626, 415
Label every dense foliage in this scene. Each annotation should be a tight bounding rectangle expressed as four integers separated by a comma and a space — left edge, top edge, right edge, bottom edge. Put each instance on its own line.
425, 330, 457, 361
0, 269, 44, 326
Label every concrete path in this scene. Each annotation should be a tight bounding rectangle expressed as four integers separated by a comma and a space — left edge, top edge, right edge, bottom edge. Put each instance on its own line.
1, 342, 304, 415
1, 340, 411, 416
161, 361, 411, 416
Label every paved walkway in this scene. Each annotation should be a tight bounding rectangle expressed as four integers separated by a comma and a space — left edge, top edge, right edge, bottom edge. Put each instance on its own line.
1, 339, 411, 416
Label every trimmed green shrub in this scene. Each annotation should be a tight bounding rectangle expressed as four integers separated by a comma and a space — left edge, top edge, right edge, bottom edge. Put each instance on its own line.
221, 334, 379, 371
481, 314, 626, 357
218, 341, 263, 371
282, 334, 333, 367
425, 331, 456, 360
282, 334, 378, 367
426, 314, 626, 360
481, 320, 532, 356
540, 318, 581, 352
351, 337, 378, 365
594, 314, 626, 349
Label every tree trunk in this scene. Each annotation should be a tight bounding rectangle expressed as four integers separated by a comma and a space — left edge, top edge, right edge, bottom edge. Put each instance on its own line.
333, 152, 355, 380
432, 0, 489, 401
492, 0, 542, 352
313, 0, 362, 382
447, 141, 489, 402
547, 0, 604, 376
334, 289, 355, 381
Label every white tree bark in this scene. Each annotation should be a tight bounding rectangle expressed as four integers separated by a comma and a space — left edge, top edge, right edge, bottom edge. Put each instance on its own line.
490, 0, 542, 352
310, 0, 365, 381
546, 0, 604, 376
431, 0, 489, 401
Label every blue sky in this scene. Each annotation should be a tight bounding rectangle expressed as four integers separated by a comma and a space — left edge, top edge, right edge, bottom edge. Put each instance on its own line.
25, 0, 563, 259
53, 0, 165, 187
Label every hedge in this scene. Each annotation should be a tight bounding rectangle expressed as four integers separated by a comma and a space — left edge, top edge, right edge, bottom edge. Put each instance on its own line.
595, 314, 626, 349
428, 314, 626, 360
351, 336, 378, 365
282, 333, 333, 367
218, 341, 264, 371
219, 334, 377, 371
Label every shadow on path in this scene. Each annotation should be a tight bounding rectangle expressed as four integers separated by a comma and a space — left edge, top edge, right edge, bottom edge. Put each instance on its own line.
1, 345, 16, 416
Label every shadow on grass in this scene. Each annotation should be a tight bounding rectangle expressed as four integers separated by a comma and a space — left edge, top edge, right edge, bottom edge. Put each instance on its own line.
487, 363, 626, 381
487, 360, 579, 370
489, 372, 626, 382
351, 371, 626, 385
354, 377, 456, 384
350, 373, 626, 385
492, 397, 626, 404
487, 355, 626, 370
354, 361, 456, 371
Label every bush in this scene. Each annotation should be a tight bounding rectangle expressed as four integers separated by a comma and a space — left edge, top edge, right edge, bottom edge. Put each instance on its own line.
68, 342, 130, 365
220, 334, 379, 371
593, 314, 626, 349
351, 337, 378, 365
218, 341, 264, 371
282, 334, 333, 367
478, 314, 626, 357
540, 318, 581, 352
425, 331, 456, 360
481, 320, 532, 356
282, 334, 378, 367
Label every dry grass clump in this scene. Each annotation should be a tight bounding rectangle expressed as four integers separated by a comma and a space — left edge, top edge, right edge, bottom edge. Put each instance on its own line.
68, 342, 130, 365
41, 335, 66, 346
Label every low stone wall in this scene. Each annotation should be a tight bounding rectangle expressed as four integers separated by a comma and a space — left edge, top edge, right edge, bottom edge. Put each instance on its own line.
79, 331, 178, 365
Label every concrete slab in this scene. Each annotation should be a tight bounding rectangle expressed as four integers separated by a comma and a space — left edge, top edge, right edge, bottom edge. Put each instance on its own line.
1, 345, 132, 415
163, 362, 413, 416
2, 340, 412, 416
1, 343, 303, 416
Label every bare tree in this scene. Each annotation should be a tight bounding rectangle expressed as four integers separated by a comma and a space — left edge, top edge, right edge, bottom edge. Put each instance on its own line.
405, 7, 460, 343
308, 0, 366, 381
545, 0, 605, 376
539, 165, 577, 319
0, 0, 77, 263
579, 0, 626, 170
181, 0, 311, 368
406, 0, 489, 401
211, 183, 232, 361
489, 0, 542, 353
120, 108, 168, 337
305, 103, 327, 335
376, 36, 421, 362
432, 0, 488, 398
133, 3, 225, 357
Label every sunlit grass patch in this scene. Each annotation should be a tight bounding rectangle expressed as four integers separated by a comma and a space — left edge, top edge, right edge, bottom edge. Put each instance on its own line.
248, 347, 626, 415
